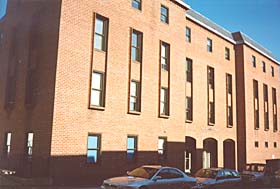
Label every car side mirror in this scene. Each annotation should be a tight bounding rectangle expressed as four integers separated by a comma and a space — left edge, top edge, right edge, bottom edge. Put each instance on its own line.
126, 171, 130, 175
153, 176, 162, 181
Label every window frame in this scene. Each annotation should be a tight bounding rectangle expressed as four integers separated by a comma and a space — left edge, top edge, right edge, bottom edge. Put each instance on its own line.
186, 96, 193, 122
160, 5, 169, 24
160, 42, 170, 71
263, 84, 269, 131
186, 58, 193, 83
252, 55, 256, 67
129, 80, 141, 112
225, 47, 230, 60
87, 134, 101, 164
90, 71, 105, 108
131, 29, 143, 63
271, 66, 275, 77
26, 132, 34, 157
127, 135, 138, 162
132, 0, 142, 11
160, 87, 169, 116
253, 79, 259, 129
158, 137, 167, 161
186, 27, 191, 42
94, 14, 108, 52
272, 87, 278, 132
207, 38, 213, 52
226, 73, 233, 127
262, 61, 266, 72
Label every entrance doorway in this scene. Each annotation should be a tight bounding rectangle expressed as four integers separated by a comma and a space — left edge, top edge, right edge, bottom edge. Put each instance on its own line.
203, 138, 218, 168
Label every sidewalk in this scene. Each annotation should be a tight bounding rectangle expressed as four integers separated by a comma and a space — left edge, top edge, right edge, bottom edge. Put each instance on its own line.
0, 172, 100, 189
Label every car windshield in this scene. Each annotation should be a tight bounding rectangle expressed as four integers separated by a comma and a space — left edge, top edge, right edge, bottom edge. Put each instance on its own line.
195, 169, 217, 179
128, 167, 159, 179
245, 164, 265, 172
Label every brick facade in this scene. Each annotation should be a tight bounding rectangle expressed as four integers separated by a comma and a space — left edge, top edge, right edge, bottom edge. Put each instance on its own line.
0, 0, 279, 186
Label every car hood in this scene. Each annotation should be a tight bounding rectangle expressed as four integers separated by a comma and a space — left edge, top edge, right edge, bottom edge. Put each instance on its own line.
104, 176, 148, 186
196, 177, 216, 185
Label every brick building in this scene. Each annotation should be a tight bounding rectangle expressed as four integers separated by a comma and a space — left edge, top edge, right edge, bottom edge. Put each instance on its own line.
0, 0, 279, 185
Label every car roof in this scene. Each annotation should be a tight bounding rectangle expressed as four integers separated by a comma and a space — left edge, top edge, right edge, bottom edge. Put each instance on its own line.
142, 165, 162, 169
201, 168, 238, 172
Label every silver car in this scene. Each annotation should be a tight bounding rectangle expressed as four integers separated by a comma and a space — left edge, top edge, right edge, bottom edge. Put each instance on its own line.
101, 165, 196, 189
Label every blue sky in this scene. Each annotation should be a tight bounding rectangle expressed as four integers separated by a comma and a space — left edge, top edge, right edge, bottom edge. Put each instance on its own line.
184, 0, 280, 61
0, 0, 7, 20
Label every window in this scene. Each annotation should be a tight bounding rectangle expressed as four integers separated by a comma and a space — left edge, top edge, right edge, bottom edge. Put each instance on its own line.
186, 27, 191, 42
271, 66, 274, 77
127, 136, 137, 161
186, 97, 193, 121
253, 80, 259, 129
208, 66, 215, 125
131, 30, 143, 62
274, 142, 277, 148
208, 67, 214, 89
158, 137, 167, 161
255, 141, 259, 148
263, 84, 269, 131
226, 74, 233, 127
262, 61, 266, 72
207, 38, 212, 52
132, 0, 141, 10
209, 102, 215, 124
225, 47, 230, 60
252, 56, 256, 67
94, 15, 108, 51
5, 132, 12, 157
90, 72, 104, 107
27, 132, 34, 157
161, 42, 170, 71
130, 81, 140, 112
272, 88, 278, 132
160, 5, 169, 24
186, 58, 192, 82
160, 88, 169, 116
265, 142, 268, 148
87, 134, 101, 163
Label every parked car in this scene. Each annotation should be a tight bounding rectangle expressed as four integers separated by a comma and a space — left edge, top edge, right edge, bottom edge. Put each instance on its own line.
264, 159, 280, 187
101, 165, 196, 189
240, 163, 266, 186
192, 168, 242, 189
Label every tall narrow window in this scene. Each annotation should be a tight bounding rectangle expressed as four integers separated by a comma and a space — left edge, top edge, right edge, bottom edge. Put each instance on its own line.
27, 132, 34, 157
263, 84, 269, 131
262, 61, 266, 72
252, 55, 256, 67
208, 66, 215, 125
160, 88, 169, 116
158, 137, 167, 161
90, 72, 104, 107
160, 5, 169, 24
186, 58, 192, 82
87, 134, 101, 163
161, 42, 170, 71
226, 74, 233, 127
253, 80, 259, 129
272, 88, 278, 132
207, 38, 212, 52
186, 27, 191, 42
186, 96, 193, 121
225, 47, 230, 60
271, 66, 275, 77
5, 132, 12, 157
132, 0, 141, 10
130, 81, 140, 112
94, 15, 108, 51
127, 136, 137, 161
131, 30, 143, 62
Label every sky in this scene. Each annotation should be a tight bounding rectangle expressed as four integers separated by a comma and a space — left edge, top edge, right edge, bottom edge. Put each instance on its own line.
0, 0, 7, 20
184, 0, 280, 61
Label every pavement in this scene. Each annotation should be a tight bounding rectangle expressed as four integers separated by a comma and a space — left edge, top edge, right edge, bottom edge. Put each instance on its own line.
0, 173, 101, 189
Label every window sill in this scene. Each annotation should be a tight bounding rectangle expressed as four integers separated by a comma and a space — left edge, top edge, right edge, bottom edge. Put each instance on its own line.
274, 130, 278, 133
227, 125, 233, 128
128, 111, 141, 115
159, 114, 169, 119
89, 106, 105, 111
208, 122, 215, 126
185, 120, 193, 123
254, 127, 260, 130
132, 7, 142, 13
94, 48, 107, 54
264, 128, 269, 131
132, 60, 141, 64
